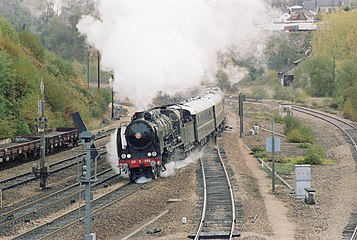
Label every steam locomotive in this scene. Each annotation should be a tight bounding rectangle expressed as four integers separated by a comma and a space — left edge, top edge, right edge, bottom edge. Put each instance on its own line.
116, 87, 225, 182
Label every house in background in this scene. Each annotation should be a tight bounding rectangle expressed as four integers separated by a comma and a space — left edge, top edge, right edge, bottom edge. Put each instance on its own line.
303, 0, 351, 12
266, 4, 317, 31
278, 58, 306, 86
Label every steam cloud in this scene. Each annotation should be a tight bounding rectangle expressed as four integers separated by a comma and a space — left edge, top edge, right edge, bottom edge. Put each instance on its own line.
77, 0, 272, 109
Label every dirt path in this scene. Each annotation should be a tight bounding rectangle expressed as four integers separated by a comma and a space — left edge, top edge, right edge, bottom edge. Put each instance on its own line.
238, 138, 295, 239
224, 108, 296, 239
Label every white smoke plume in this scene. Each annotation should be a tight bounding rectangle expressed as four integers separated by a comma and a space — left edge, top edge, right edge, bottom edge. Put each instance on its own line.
105, 128, 120, 174
77, 0, 273, 109
160, 150, 203, 177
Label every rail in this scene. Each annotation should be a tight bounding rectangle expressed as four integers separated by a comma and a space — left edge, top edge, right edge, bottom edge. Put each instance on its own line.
292, 105, 357, 239
13, 182, 147, 240
193, 145, 237, 239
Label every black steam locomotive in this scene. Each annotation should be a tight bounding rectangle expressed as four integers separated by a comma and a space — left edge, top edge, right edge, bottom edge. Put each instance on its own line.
116, 87, 225, 182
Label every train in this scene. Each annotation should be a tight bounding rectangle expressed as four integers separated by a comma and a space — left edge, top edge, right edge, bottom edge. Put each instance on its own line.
116, 87, 225, 182
0, 128, 79, 164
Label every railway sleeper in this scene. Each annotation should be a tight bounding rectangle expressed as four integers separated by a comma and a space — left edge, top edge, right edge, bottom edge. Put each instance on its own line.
188, 231, 240, 239
203, 220, 234, 225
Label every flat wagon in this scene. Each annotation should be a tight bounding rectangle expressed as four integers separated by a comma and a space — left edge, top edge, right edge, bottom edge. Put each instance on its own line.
0, 128, 79, 163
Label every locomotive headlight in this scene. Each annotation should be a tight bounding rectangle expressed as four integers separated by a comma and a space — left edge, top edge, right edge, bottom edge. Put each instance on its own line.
150, 161, 156, 167
121, 154, 126, 159
152, 151, 157, 157
147, 152, 152, 157
127, 154, 131, 159
82, 170, 87, 177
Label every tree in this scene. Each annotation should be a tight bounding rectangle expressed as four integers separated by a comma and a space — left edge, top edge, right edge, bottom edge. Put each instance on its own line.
335, 59, 357, 119
216, 70, 232, 92
304, 11, 357, 99
294, 57, 335, 97
19, 30, 46, 63
264, 33, 310, 71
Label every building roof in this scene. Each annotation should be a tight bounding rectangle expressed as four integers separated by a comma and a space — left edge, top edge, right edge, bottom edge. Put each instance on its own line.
289, 11, 308, 20
303, 0, 350, 9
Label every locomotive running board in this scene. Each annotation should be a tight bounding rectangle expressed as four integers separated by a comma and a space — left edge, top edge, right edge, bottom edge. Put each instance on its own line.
71, 111, 101, 161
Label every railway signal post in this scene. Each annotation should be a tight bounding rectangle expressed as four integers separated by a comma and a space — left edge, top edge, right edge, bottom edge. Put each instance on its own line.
79, 131, 96, 240
33, 80, 49, 190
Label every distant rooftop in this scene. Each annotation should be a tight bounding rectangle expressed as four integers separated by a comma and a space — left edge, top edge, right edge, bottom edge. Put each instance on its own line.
303, 0, 351, 10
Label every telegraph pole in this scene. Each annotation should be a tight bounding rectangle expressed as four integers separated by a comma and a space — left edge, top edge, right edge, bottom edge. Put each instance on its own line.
87, 50, 90, 88
110, 73, 114, 120
238, 93, 245, 138
97, 50, 100, 90
272, 118, 276, 193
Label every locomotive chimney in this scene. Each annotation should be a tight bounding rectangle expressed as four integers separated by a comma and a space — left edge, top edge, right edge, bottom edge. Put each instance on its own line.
133, 112, 145, 121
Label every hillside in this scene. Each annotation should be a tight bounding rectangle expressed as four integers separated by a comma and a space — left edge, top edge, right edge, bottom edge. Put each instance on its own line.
0, 17, 110, 139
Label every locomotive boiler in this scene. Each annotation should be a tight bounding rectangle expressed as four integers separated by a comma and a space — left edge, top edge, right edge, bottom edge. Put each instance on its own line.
116, 87, 225, 182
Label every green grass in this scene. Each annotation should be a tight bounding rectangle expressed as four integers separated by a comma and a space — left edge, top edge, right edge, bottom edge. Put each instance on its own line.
262, 163, 294, 174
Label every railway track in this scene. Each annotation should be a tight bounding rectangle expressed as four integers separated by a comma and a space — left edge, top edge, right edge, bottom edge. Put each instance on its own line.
0, 124, 116, 191
12, 177, 146, 240
190, 144, 240, 239
0, 168, 120, 237
292, 105, 357, 240
0, 147, 107, 191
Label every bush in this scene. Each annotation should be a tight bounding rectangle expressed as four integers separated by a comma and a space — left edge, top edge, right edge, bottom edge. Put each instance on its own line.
0, 17, 20, 44
19, 30, 45, 63
273, 86, 297, 101
302, 145, 324, 165
298, 142, 311, 148
250, 86, 270, 100
283, 116, 315, 143
251, 146, 270, 160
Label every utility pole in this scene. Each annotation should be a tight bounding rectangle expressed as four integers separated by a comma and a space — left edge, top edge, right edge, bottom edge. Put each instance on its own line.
266, 117, 280, 193
33, 79, 48, 190
87, 50, 90, 88
272, 118, 276, 193
110, 73, 114, 120
238, 93, 245, 138
97, 50, 100, 90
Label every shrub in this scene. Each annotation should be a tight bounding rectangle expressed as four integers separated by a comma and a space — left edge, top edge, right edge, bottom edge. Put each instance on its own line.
251, 145, 270, 160
283, 116, 315, 143
273, 86, 297, 101
302, 145, 325, 165
250, 86, 270, 100
298, 142, 311, 148
19, 30, 45, 63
